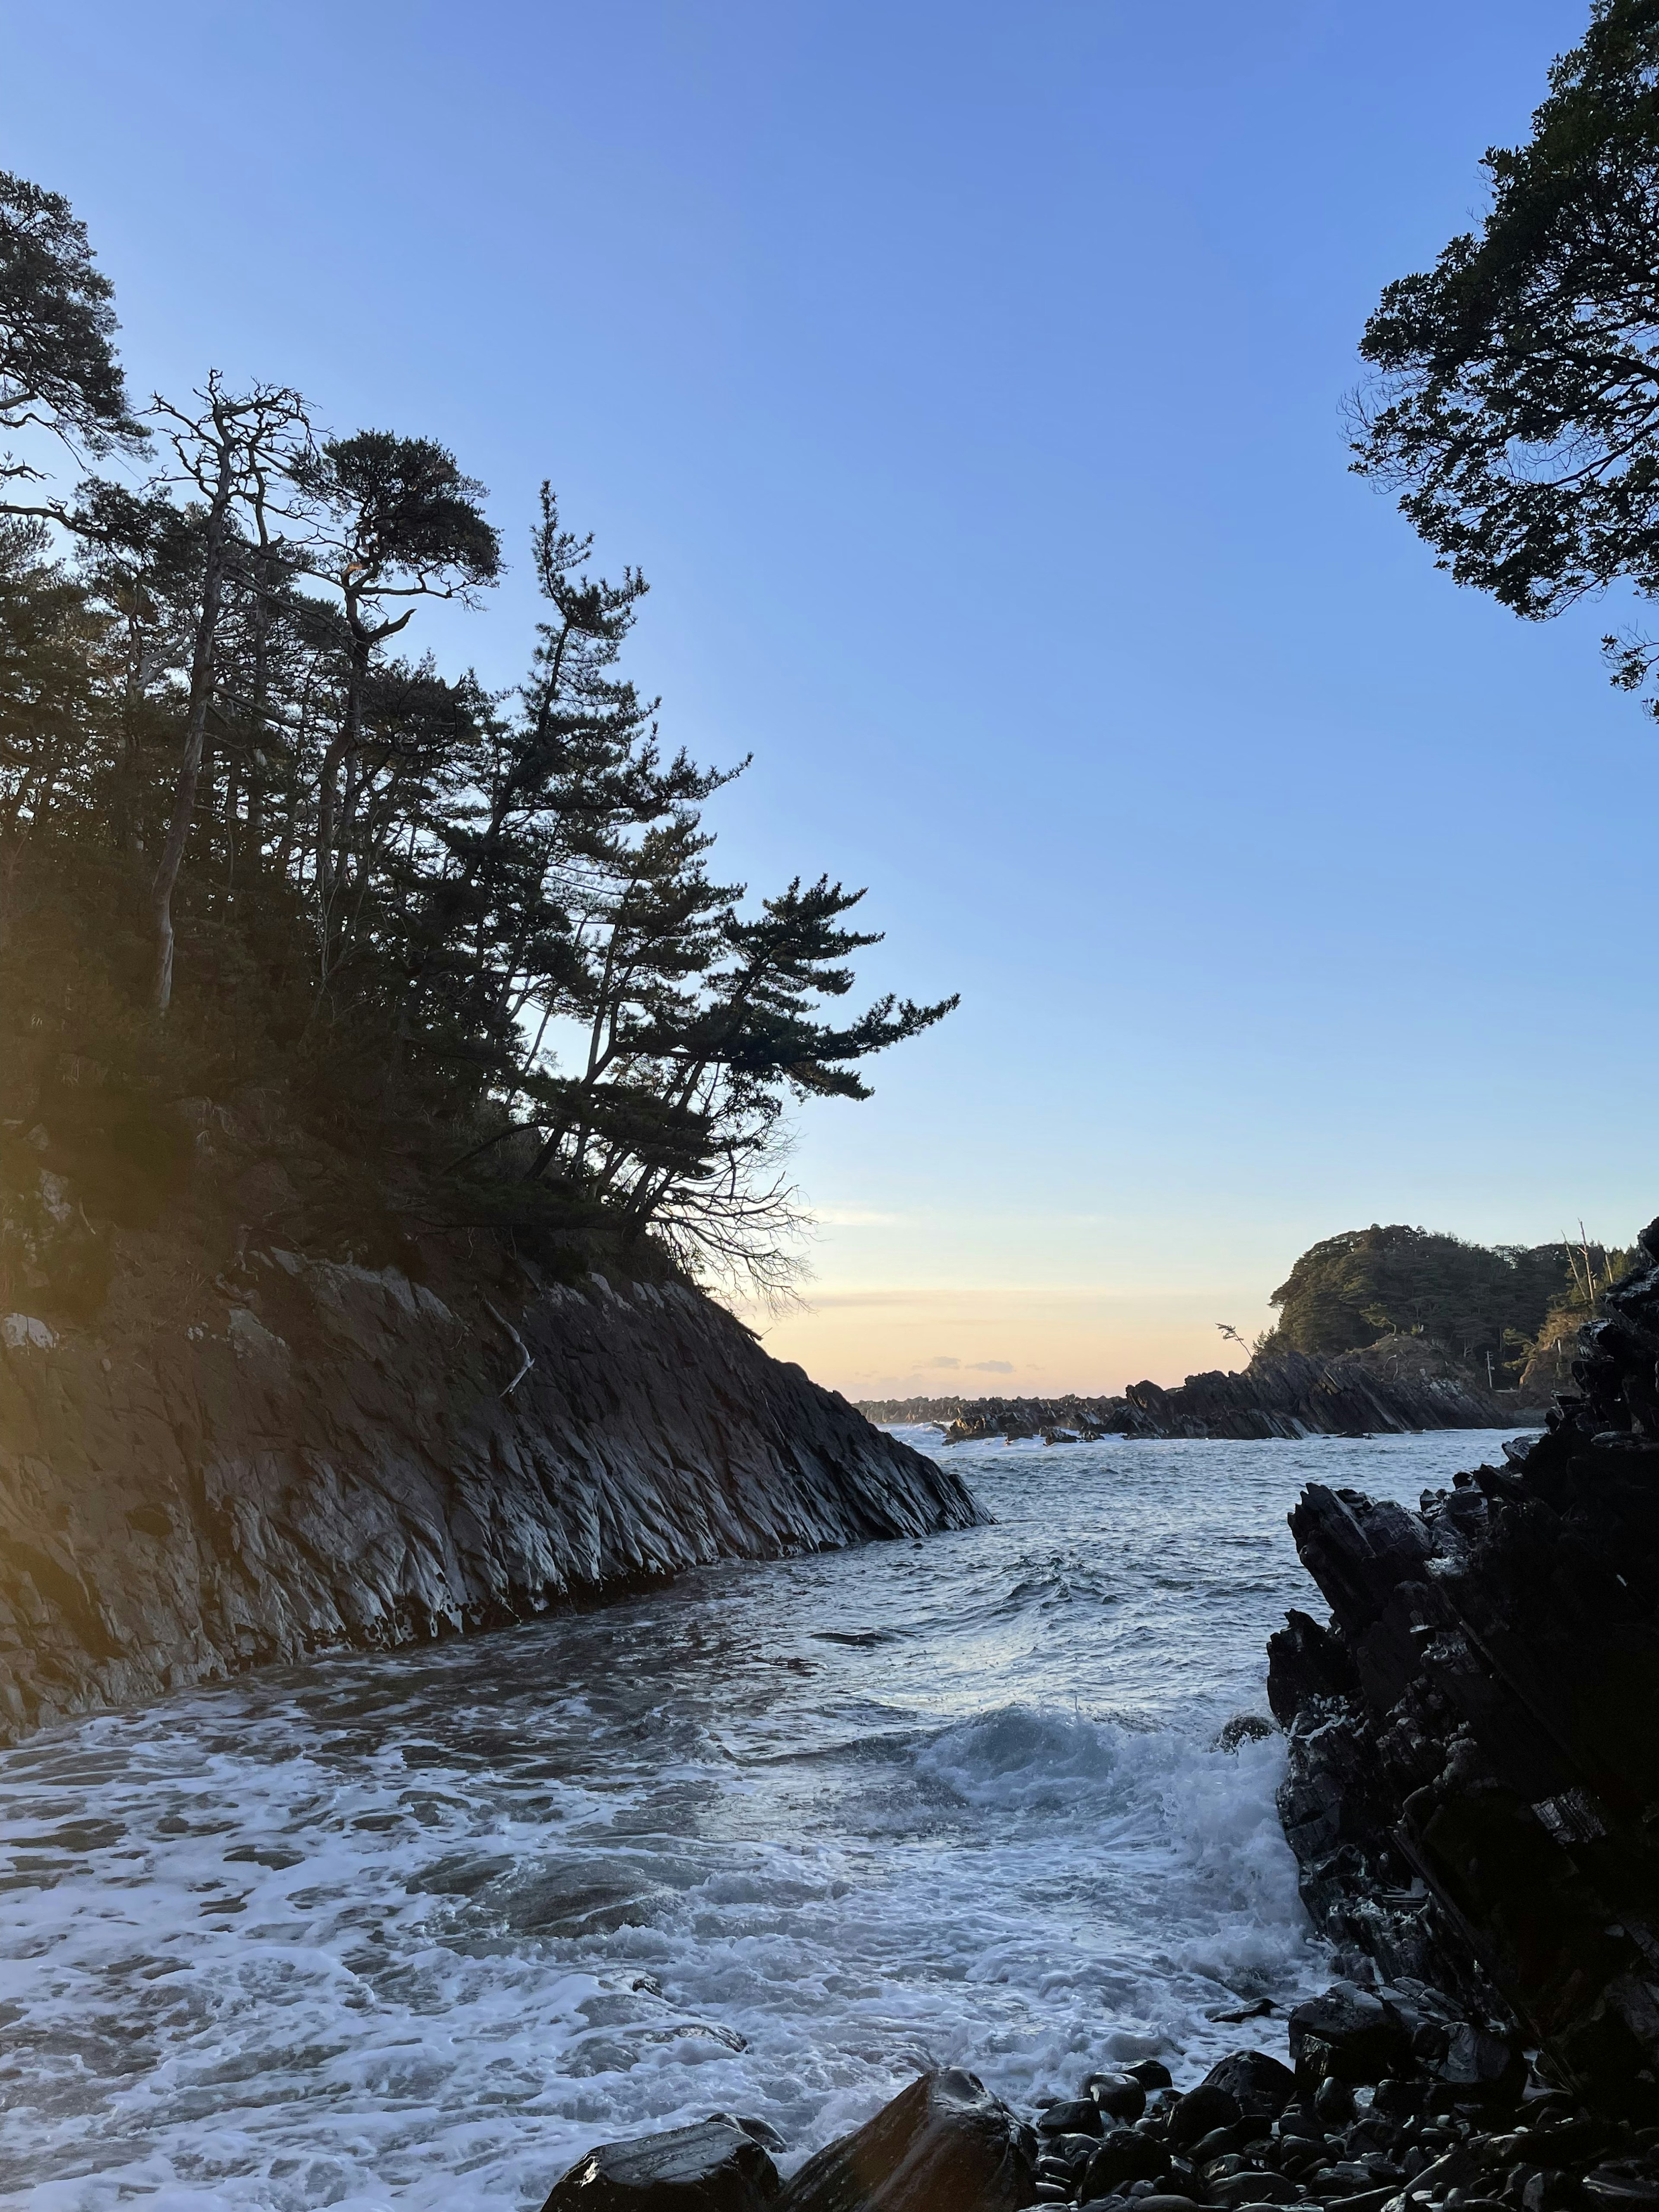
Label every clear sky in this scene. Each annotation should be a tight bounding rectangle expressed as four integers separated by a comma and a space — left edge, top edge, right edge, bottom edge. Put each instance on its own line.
4, 0, 1651, 1398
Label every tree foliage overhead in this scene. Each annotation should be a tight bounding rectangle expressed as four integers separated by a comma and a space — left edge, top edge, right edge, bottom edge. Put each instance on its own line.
1351, 0, 1659, 706
0, 167, 956, 1297
1263, 1222, 1595, 1372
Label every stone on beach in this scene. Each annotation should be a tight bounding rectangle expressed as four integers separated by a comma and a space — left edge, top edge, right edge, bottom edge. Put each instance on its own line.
540, 2116, 782, 2212
775, 2069, 1037, 2212
1082, 2073, 1147, 2123
1195, 2053, 1296, 2121
1286, 1987, 1412, 2087
1038, 2101, 1106, 2138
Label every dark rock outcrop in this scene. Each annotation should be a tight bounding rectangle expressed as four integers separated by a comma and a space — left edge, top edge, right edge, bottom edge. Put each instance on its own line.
774, 2069, 1036, 2212
1112, 1337, 1536, 1441
1269, 1217, 1659, 2112
0, 1144, 985, 1742
540, 2116, 782, 2212
871, 1339, 1536, 1447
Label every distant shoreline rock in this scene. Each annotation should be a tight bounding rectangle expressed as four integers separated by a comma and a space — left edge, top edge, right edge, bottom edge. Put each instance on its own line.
859, 1336, 1541, 1443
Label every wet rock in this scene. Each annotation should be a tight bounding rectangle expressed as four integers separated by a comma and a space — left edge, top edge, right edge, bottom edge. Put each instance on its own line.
1165, 2082, 1243, 2148
1211, 1997, 1278, 2025
1082, 2074, 1146, 2123
712, 2117, 788, 2157
776, 2069, 1036, 2212
1311, 2078, 1355, 2128
540, 2117, 781, 2212
1198, 2053, 1296, 2121
1124, 2062, 1173, 2091
1214, 1716, 1275, 1751
1037, 2101, 1105, 2138
1042, 2133, 1100, 2171
1207, 2175, 1294, 2207
1081, 2129, 1166, 2198
1287, 1986, 1411, 2086
1585, 2159, 1659, 2205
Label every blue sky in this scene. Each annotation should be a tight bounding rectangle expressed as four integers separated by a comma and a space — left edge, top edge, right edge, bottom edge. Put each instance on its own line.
4, 0, 1649, 1393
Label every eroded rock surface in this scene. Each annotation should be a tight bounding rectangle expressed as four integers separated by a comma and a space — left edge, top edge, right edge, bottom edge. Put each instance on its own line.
0, 1184, 984, 1743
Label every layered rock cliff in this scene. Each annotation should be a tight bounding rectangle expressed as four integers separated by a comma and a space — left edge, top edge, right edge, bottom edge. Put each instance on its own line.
0, 1109, 984, 1745
1268, 1220, 1659, 2110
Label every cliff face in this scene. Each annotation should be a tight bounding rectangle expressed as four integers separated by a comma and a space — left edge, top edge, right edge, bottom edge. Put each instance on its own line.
1268, 1221, 1659, 2110
0, 1130, 984, 1745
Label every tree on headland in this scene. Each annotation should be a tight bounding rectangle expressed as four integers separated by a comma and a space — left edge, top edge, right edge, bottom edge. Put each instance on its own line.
146, 378, 310, 1014
1260, 1223, 1600, 1376
0, 169, 144, 498
288, 430, 501, 972
0, 168, 955, 1298
1351, 0, 1659, 711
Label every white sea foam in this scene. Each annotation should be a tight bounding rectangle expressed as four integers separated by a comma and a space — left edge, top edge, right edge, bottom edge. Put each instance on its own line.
0, 1428, 1516, 2209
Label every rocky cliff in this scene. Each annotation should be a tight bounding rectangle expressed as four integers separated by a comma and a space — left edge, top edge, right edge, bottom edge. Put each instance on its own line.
1268, 1219, 1659, 2110
1114, 1336, 1537, 1441
0, 1112, 984, 1745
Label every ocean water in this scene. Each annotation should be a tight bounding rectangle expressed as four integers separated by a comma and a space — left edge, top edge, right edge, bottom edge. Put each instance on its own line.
0, 1427, 1522, 2211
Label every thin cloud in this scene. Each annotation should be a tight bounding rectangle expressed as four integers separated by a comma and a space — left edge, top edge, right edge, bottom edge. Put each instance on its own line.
917, 1355, 961, 1370
966, 1359, 1015, 1373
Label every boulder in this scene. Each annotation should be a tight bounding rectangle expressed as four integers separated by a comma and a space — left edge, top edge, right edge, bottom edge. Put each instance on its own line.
1081, 2073, 1146, 2123
1437, 2021, 1524, 2096
1036, 2099, 1103, 2137
1287, 1986, 1411, 2085
1196, 2051, 1296, 2120
775, 2069, 1036, 2212
541, 2117, 782, 2212
1080, 2129, 1165, 2199
1164, 2081, 1242, 2147
1123, 2060, 1173, 2091
1312, 2077, 1355, 2126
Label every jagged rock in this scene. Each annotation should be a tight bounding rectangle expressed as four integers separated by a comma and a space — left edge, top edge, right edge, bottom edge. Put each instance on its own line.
540, 2117, 781, 2211
775, 2069, 1036, 2212
1115, 1335, 1536, 1441
1268, 1216, 1659, 2112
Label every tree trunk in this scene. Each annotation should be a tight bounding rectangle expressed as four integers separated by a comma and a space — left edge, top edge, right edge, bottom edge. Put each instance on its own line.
151, 449, 235, 1016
